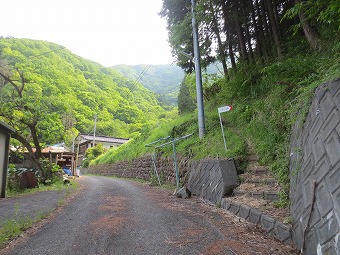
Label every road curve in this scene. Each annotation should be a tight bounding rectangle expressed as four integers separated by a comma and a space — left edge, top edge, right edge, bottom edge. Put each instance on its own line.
1, 176, 297, 255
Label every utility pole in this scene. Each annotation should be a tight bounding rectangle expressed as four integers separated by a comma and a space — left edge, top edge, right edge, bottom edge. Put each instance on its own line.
93, 114, 97, 147
191, 0, 205, 139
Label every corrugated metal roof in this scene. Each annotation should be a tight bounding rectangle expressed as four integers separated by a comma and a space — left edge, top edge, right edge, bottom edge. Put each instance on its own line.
79, 134, 129, 144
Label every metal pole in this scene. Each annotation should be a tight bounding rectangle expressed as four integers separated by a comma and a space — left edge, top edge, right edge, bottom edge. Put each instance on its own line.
172, 140, 180, 190
218, 112, 228, 152
151, 153, 161, 186
191, 0, 205, 139
93, 114, 97, 147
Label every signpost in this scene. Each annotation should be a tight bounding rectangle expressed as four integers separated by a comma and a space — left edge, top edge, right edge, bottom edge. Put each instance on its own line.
218, 105, 233, 152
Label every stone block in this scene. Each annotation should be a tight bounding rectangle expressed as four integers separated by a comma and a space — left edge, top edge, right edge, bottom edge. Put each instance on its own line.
309, 114, 323, 140
332, 187, 340, 216
324, 131, 340, 166
187, 159, 238, 204
263, 191, 278, 201
335, 233, 340, 254
220, 198, 231, 210
261, 214, 276, 234
316, 183, 333, 216
175, 186, 191, 199
248, 208, 261, 225
326, 78, 340, 96
304, 228, 318, 255
320, 90, 336, 119
320, 108, 340, 140
312, 156, 331, 182
292, 223, 304, 250
311, 135, 326, 164
238, 205, 250, 219
250, 191, 264, 199
300, 155, 314, 182
228, 202, 240, 215
274, 221, 292, 243
291, 197, 304, 221
302, 179, 314, 208
315, 210, 340, 245
320, 240, 338, 255
326, 162, 340, 190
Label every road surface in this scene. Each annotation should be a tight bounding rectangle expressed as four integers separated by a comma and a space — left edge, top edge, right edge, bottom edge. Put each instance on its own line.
1, 176, 297, 255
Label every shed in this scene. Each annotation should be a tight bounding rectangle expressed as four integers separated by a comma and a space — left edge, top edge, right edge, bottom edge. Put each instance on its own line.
0, 121, 15, 198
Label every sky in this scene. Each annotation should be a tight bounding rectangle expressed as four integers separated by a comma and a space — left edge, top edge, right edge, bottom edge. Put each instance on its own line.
0, 0, 174, 66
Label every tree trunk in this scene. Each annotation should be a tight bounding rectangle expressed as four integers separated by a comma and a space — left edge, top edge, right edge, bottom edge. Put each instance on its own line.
241, 0, 254, 62
249, 0, 263, 61
265, 0, 283, 58
11, 132, 42, 170
295, 0, 321, 51
232, 1, 248, 61
209, 0, 228, 77
227, 30, 237, 70
220, 0, 237, 69
255, 0, 269, 59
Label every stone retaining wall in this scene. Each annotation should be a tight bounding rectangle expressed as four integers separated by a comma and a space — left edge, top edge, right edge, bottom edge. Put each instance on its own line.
85, 155, 192, 186
289, 78, 340, 254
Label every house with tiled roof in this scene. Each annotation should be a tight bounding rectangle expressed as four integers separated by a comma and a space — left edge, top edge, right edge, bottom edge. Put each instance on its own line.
74, 134, 129, 166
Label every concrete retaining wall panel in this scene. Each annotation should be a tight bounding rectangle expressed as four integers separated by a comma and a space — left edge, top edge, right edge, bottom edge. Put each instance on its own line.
187, 159, 238, 204
289, 78, 340, 254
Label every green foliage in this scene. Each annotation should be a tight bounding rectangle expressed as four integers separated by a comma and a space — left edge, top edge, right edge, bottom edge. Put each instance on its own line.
83, 144, 106, 168
6, 164, 20, 192
0, 38, 168, 154
177, 78, 196, 115
284, 0, 340, 32
38, 158, 62, 185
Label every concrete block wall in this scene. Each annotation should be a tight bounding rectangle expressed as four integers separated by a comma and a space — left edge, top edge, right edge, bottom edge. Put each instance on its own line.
289, 78, 340, 254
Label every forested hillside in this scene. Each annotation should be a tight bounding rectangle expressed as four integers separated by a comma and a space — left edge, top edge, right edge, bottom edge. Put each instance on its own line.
0, 38, 174, 163
93, 0, 340, 205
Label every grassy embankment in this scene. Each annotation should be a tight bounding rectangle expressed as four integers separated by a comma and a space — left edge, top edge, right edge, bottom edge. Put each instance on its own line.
92, 48, 340, 207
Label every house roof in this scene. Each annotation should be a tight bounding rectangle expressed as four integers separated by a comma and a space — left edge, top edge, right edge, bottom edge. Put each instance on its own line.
41, 143, 72, 153
78, 134, 129, 144
0, 120, 15, 134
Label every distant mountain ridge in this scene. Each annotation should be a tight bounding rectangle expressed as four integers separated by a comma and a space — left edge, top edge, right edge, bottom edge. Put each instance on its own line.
111, 63, 224, 106
111, 64, 184, 94
111, 64, 184, 105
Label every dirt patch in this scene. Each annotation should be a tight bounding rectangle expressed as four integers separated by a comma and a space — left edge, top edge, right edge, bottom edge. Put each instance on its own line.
90, 215, 126, 236
98, 195, 127, 213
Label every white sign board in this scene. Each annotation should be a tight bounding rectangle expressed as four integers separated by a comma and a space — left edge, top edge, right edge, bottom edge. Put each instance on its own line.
218, 105, 232, 152
218, 105, 232, 113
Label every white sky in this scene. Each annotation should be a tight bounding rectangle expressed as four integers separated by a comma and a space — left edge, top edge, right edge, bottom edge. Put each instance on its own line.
0, 0, 174, 66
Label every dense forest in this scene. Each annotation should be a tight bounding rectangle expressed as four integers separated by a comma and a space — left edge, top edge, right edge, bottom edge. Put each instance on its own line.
160, 0, 339, 75
0, 38, 175, 168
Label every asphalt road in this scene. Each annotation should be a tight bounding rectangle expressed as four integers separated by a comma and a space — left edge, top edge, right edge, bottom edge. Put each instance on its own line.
1, 176, 297, 255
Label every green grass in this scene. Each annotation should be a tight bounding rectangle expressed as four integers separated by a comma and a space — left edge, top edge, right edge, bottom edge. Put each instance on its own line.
6, 179, 78, 198
1, 179, 78, 248
88, 48, 340, 207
